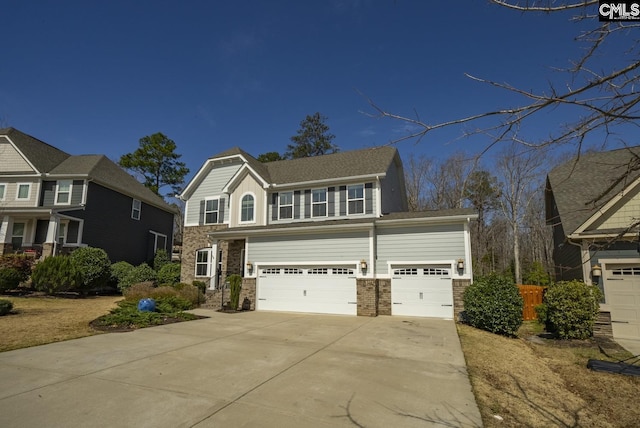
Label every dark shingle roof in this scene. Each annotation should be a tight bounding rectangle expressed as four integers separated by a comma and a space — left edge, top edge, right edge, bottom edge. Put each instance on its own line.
263, 146, 398, 185
0, 127, 70, 173
547, 146, 640, 235
50, 155, 174, 212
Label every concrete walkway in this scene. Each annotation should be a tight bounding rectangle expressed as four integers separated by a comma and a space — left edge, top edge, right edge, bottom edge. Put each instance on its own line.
616, 338, 640, 356
0, 311, 482, 428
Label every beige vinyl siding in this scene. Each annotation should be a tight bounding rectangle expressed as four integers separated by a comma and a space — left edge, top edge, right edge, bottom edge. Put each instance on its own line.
185, 161, 242, 225
594, 186, 640, 231
230, 174, 266, 227
379, 156, 407, 213
3, 181, 39, 207
248, 231, 369, 263
0, 138, 34, 173
376, 224, 465, 275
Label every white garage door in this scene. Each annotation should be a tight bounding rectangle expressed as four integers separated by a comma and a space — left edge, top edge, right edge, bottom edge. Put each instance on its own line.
391, 266, 454, 318
605, 264, 640, 340
257, 266, 357, 315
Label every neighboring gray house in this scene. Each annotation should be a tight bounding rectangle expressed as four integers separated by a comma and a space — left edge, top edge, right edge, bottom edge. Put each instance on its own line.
0, 128, 176, 264
546, 146, 640, 340
180, 146, 476, 319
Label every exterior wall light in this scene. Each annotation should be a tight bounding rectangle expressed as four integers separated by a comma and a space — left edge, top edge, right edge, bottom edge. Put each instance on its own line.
592, 264, 602, 278
246, 262, 253, 273
457, 259, 465, 270
360, 260, 367, 270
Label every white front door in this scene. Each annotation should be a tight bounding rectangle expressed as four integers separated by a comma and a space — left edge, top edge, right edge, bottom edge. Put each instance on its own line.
257, 266, 357, 315
391, 266, 454, 318
604, 264, 640, 340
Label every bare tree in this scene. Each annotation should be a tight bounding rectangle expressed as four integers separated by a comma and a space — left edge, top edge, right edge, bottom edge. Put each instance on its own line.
404, 153, 433, 211
425, 152, 473, 210
365, 1, 639, 158
496, 144, 546, 284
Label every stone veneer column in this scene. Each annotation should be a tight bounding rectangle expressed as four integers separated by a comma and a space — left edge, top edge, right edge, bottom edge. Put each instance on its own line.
41, 243, 54, 259
356, 279, 378, 317
0, 243, 9, 256
452, 279, 471, 321
377, 279, 392, 316
240, 278, 256, 310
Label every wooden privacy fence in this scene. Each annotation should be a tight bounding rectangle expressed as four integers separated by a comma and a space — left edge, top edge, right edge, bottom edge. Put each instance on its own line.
518, 285, 546, 321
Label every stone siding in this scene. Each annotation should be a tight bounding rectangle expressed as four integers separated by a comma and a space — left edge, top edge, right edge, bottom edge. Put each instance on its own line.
240, 278, 256, 310
356, 279, 378, 317
594, 311, 613, 338
452, 279, 471, 321
202, 278, 256, 311
378, 279, 391, 316
180, 224, 228, 286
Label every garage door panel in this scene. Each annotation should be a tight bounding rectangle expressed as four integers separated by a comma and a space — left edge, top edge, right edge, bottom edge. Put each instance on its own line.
391, 267, 453, 319
605, 264, 640, 340
257, 266, 357, 315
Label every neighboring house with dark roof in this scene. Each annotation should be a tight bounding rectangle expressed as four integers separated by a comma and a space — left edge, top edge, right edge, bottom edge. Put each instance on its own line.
0, 128, 176, 265
546, 146, 640, 340
179, 146, 477, 319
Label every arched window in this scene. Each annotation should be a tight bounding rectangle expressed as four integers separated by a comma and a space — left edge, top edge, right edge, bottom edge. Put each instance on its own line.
241, 194, 254, 223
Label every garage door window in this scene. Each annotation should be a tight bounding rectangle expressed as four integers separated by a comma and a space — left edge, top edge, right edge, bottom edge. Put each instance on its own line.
333, 268, 354, 275
309, 268, 328, 275
283, 268, 303, 275
612, 267, 640, 276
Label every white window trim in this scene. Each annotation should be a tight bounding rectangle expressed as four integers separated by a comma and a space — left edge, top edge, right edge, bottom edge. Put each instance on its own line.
16, 183, 32, 200
239, 192, 256, 224
131, 199, 142, 220
347, 183, 365, 215
204, 197, 221, 225
195, 248, 213, 277
57, 220, 68, 245
311, 188, 328, 218
149, 230, 168, 252
0, 183, 6, 201
55, 180, 73, 205
278, 191, 294, 220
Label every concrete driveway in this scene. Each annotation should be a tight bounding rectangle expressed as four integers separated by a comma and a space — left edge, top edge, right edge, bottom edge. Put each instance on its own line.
0, 311, 482, 428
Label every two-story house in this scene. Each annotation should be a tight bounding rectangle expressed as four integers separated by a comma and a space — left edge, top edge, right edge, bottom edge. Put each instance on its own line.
180, 146, 476, 319
0, 128, 176, 264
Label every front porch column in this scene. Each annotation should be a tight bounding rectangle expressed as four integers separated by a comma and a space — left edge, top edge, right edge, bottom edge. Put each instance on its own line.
0, 216, 9, 255
580, 241, 592, 285
43, 215, 59, 257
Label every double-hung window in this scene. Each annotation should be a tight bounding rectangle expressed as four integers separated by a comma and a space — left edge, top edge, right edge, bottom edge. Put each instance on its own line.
204, 198, 219, 224
55, 180, 72, 205
0, 183, 6, 201
16, 183, 31, 200
195, 248, 212, 277
279, 192, 293, 220
347, 184, 364, 214
240, 194, 255, 223
312, 188, 327, 217
131, 199, 141, 220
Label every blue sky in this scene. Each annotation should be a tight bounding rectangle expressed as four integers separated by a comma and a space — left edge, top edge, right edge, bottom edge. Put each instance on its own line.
0, 1, 619, 186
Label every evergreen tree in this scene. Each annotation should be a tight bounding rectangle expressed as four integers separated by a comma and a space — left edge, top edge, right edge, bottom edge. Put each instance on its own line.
285, 112, 338, 159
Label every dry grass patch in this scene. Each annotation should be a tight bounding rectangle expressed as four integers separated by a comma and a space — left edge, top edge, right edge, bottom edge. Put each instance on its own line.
458, 322, 640, 428
0, 296, 121, 352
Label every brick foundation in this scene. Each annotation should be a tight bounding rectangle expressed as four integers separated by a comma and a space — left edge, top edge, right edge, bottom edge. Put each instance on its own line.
452, 279, 471, 321
594, 311, 613, 338
378, 279, 391, 316
202, 278, 256, 311
356, 279, 378, 316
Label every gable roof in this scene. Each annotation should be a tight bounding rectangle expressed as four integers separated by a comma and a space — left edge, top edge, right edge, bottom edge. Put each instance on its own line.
0, 128, 174, 213
50, 155, 175, 212
0, 127, 70, 173
264, 146, 398, 185
547, 146, 640, 235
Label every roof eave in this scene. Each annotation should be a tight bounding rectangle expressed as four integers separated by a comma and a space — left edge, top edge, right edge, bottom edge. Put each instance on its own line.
271, 173, 387, 189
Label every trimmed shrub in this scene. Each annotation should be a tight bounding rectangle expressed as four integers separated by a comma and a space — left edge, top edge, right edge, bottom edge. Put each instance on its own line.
119, 263, 157, 291
31, 256, 79, 294
0, 255, 33, 282
153, 249, 171, 271
192, 280, 206, 295
155, 295, 193, 313
110, 261, 134, 291
0, 268, 22, 292
463, 274, 523, 336
157, 263, 181, 286
70, 247, 111, 290
228, 274, 242, 310
536, 280, 602, 339
123, 283, 202, 308
0, 299, 13, 316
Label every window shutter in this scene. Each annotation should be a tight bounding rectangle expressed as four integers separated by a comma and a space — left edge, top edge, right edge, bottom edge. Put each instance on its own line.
339, 186, 347, 216
328, 187, 335, 217
294, 191, 301, 219
199, 200, 205, 225
218, 197, 225, 223
271, 193, 278, 221
304, 189, 311, 219
365, 183, 373, 214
